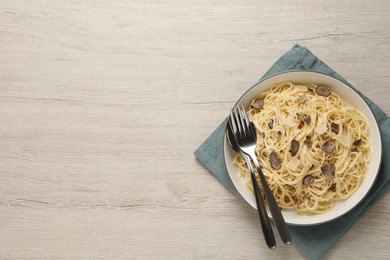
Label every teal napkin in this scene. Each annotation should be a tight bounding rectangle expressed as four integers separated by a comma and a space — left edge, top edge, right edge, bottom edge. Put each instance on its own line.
194, 44, 390, 260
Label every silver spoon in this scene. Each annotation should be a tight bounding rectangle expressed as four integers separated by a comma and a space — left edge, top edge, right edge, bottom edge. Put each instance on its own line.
226, 118, 276, 250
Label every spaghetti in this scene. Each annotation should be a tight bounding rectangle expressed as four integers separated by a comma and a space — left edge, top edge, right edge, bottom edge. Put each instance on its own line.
233, 82, 371, 215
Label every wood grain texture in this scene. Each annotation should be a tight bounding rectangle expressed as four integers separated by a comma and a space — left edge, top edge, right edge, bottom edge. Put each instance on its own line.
1, 0, 390, 259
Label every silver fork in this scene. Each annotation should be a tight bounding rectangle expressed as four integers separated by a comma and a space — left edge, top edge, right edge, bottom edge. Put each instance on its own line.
230, 105, 292, 246
227, 116, 276, 250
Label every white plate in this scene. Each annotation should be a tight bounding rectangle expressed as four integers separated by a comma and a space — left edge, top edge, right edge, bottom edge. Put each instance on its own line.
223, 70, 382, 226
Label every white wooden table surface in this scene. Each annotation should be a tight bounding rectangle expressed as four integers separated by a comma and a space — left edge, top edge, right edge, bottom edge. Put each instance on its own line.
1, 1, 390, 259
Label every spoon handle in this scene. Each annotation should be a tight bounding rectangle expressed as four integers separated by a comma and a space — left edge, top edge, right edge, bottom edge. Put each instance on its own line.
243, 154, 276, 249
248, 151, 292, 245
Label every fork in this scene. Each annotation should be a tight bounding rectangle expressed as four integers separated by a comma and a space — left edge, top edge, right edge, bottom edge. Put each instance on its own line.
227, 116, 276, 250
230, 105, 292, 246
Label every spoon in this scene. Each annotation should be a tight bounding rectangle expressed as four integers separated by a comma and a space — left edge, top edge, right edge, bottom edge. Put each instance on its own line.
226, 119, 276, 250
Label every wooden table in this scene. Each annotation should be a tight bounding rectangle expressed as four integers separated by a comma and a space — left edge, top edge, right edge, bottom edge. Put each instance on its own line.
1, 1, 390, 259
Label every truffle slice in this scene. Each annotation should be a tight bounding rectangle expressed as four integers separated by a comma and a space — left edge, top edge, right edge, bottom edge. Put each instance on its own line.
353, 139, 362, 146
321, 164, 335, 179
268, 119, 274, 129
315, 86, 331, 97
329, 183, 337, 192
251, 97, 264, 109
289, 139, 300, 156
269, 152, 281, 170
331, 123, 339, 134
322, 140, 335, 154
297, 113, 311, 124
303, 175, 314, 186
304, 135, 312, 148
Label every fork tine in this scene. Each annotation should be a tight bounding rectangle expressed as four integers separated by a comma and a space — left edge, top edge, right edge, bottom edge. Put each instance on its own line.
233, 106, 243, 137
237, 106, 247, 137
238, 105, 251, 137
230, 108, 241, 138
229, 111, 237, 135
241, 105, 252, 136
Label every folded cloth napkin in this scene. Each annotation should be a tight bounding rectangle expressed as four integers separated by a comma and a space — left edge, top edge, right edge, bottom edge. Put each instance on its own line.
194, 44, 390, 260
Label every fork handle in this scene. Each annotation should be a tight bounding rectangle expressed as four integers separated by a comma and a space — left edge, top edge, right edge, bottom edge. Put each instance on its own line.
243, 155, 276, 250
248, 151, 292, 245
